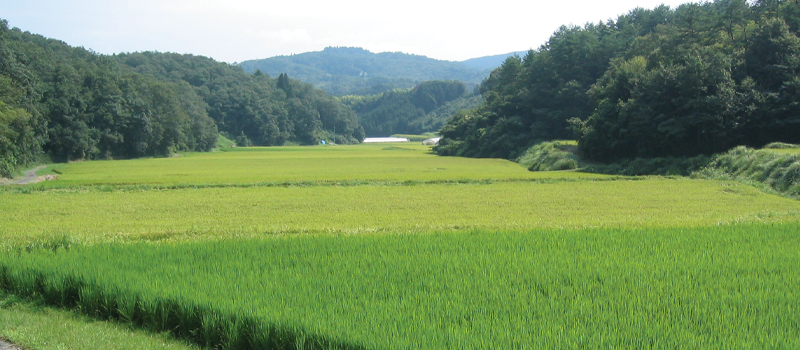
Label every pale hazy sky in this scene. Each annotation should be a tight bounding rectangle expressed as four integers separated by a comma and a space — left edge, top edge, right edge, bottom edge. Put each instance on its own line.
1, 0, 693, 63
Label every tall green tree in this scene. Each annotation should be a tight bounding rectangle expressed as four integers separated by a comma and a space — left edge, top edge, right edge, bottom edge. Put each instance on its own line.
436, 1, 800, 161
346, 80, 469, 136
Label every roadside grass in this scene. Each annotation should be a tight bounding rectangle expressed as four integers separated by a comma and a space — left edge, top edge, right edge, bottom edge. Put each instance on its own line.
2, 178, 799, 245
2, 224, 798, 349
0, 291, 199, 350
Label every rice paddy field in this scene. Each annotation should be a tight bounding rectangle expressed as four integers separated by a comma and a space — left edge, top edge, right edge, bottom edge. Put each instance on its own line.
2, 143, 800, 349
38, 144, 606, 187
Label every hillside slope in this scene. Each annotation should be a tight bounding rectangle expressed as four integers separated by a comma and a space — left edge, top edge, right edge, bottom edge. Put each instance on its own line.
239, 47, 494, 96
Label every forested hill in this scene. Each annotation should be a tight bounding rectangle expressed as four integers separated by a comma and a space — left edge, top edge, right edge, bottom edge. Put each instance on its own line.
342, 80, 481, 136
116, 53, 364, 147
435, 0, 800, 161
0, 20, 363, 177
238, 47, 497, 96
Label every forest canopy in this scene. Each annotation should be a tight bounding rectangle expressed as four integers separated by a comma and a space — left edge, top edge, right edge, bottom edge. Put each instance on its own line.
341, 80, 479, 136
435, 0, 800, 161
0, 21, 363, 177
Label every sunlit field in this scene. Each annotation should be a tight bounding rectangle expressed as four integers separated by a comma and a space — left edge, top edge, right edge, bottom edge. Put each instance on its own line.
3, 224, 799, 349
40, 144, 607, 187
3, 178, 799, 245
2, 144, 800, 349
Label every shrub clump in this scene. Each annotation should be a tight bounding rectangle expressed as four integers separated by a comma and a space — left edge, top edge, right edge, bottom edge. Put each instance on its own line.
583, 156, 711, 176
693, 146, 800, 198
516, 141, 579, 171
517, 141, 710, 176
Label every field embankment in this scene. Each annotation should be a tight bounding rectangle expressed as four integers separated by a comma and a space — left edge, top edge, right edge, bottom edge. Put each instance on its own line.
519, 142, 800, 200
695, 146, 800, 199
516, 141, 712, 176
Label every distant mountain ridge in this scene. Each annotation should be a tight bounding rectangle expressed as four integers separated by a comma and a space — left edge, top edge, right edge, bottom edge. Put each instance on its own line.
460, 51, 530, 70
238, 47, 525, 96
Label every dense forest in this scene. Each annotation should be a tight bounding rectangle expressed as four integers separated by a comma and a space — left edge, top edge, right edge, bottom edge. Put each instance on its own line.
8, 0, 800, 178
116, 53, 363, 147
341, 80, 480, 136
0, 21, 363, 177
435, 0, 800, 161
239, 47, 493, 96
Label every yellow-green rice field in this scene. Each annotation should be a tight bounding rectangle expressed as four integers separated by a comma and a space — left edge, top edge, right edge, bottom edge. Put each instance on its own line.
1, 143, 799, 349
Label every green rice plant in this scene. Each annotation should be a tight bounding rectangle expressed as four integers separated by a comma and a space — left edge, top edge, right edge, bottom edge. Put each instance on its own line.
1, 224, 799, 349
0, 290, 200, 350
2, 143, 800, 349
23, 143, 608, 189
2, 179, 799, 245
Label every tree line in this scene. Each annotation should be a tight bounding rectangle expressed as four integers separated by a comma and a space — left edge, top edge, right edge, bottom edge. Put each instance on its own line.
0, 20, 363, 177
117, 53, 364, 147
341, 80, 478, 136
435, 0, 800, 162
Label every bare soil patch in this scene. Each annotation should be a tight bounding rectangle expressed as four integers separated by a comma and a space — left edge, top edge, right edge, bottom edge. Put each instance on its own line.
23, 174, 59, 185
0, 339, 21, 350
1, 166, 52, 185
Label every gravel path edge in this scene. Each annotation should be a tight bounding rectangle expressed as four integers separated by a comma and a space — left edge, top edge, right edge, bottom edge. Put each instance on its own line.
0, 338, 22, 350
12, 166, 47, 185
1, 165, 47, 186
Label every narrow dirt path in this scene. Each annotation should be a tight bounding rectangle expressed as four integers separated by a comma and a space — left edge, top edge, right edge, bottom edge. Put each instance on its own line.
0, 339, 21, 350
6, 165, 46, 185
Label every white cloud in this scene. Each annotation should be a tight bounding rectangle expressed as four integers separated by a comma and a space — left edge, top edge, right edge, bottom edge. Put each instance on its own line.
258, 29, 312, 43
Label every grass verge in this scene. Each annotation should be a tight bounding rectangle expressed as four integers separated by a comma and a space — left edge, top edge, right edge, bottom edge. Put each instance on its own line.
694, 146, 800, 199
0, 290, 198, 350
